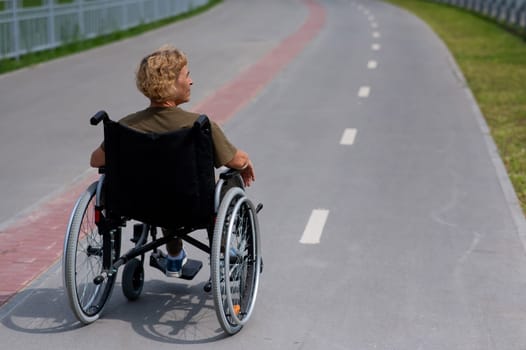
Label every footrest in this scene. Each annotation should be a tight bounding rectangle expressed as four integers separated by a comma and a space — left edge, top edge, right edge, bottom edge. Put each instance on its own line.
149, 251, 203, 280
180, 259, 203, 280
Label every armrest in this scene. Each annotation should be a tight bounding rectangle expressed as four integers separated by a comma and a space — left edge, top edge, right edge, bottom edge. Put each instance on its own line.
219, 168, 240, 180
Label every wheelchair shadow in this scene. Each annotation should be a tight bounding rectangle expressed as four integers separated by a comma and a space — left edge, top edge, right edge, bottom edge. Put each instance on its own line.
2, 279, 227, 344
114, 279, 227, 344
1, 287, 82, 333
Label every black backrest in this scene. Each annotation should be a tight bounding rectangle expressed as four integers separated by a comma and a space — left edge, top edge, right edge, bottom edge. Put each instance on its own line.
103, 115, 215, 229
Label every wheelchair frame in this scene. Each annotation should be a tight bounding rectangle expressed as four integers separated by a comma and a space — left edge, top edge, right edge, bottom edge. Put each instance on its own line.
62, 111, 262, 335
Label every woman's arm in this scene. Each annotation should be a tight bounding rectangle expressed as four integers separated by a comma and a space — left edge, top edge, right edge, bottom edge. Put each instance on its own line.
225, 149, 255, 187
90, 146, 105, 167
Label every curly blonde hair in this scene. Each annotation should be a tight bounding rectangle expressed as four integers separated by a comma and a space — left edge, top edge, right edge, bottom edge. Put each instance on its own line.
136, 45, 188, 102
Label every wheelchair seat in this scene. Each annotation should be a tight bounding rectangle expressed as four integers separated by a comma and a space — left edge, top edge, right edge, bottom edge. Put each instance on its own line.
103, 114, 215, 230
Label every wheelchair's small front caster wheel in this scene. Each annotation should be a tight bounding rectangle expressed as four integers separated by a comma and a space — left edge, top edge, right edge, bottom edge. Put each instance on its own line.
203, 279, 212, 293
122, 258, 144, 301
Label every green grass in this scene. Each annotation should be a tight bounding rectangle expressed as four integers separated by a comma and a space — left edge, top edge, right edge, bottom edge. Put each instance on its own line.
0, 0, 222, 73
385, 0, 526, 214
22, 0, 74, 6
0, 0, 73, 10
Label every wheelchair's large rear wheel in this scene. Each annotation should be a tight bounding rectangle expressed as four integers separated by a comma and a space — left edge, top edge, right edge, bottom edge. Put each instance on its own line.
211, 187, 261, 335
63, 181, 121, 324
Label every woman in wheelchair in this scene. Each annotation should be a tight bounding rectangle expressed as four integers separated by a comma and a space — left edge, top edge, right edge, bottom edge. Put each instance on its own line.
64, 45, 262, 333
89, 45, 255, 278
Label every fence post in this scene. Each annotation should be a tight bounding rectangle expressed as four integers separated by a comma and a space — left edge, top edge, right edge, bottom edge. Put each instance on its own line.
122, 0, 128, 28
47, 0, 55, 48
77, 0, 84, 40
10, 0, 20, 60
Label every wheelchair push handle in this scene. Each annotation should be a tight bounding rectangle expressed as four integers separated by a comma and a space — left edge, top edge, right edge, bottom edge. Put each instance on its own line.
90, 110, 110, 126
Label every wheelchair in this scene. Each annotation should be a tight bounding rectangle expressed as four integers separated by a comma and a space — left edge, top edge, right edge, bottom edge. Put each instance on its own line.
62, 111, 262, 335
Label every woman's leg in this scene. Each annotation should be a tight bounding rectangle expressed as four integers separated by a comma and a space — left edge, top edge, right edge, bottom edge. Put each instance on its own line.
162, 229, 183, 256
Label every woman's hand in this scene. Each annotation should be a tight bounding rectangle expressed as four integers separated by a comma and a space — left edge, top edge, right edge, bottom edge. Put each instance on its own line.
226, 150, 256, 186
240, 160, 255, 187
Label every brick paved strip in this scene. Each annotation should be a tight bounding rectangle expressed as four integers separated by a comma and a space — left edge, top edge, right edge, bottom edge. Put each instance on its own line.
0, 173, 97, 307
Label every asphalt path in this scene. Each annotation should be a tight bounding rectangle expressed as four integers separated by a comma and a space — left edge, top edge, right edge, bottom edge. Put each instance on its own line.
1, 0, 526, 349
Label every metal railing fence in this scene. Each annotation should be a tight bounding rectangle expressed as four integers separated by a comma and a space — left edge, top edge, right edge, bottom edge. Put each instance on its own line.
432, 0, 526, 29
0, 0, 210, 59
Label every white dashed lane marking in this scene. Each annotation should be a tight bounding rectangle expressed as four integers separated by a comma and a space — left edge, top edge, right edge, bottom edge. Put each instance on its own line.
301, 3, 375, 246
340, 128, 357, 145
300, 209, 330, 244
358, 86, 370, 98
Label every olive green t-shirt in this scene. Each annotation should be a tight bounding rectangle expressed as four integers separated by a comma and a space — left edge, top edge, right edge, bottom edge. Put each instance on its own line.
118, 106, 237, 168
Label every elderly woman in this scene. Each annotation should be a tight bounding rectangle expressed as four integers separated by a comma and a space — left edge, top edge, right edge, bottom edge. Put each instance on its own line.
90, 45, 255, 277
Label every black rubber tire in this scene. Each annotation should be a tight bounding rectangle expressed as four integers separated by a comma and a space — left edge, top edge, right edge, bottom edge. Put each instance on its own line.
122, 258, 144, 301
63, 181, 121, 324
211, 187, 261, 335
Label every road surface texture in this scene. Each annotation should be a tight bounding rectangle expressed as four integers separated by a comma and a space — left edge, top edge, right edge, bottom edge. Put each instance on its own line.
1, 0, 525, 349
